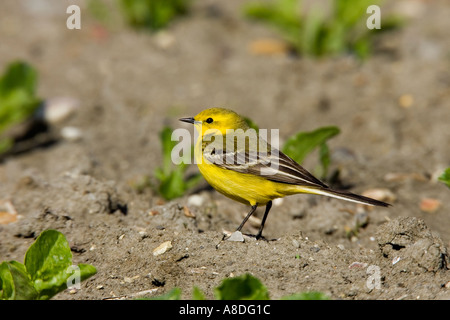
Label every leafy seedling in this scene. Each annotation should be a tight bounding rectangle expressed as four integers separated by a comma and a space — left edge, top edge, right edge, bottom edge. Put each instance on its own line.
154, 126, 202, 200
282, 126, 340, 180
144, 273, 329, 300
145, 287, 182, 300
0, 61, 42, 154
0, 230, 97, 300
244, 0, 403, 59
281, 291, 329, 300
214, 273, 270, 300
439, 168, 450, 189
118, 0, 190, 31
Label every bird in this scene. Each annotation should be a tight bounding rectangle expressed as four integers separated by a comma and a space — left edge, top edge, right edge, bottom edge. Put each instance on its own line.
180, 107, 389, 239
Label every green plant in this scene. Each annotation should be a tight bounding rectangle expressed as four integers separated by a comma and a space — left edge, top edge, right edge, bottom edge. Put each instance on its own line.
244, 117, 260, 132
0, 230, 97, 300
144, 273, 329, 300
281, 291, 329, 300
439, 168, 450, 189
244, 0, 402, 58
0, 61, 42, 154
282, 126, 340, 180
87, 0, 113, 25
118, 0, 190, 31
154, 126, 202, 200
214, 273, 270, 300
147, 287, 182, 300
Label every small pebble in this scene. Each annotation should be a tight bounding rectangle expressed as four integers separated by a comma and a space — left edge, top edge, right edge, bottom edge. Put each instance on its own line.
392, 256, 401, 265
419, 198, 441, 213
0, 200, 18, 225
248, 38, 290, 56
153, 241, 172, 256
273, 198, 284, 206
154, 31, 175, 49
187, 194, 205, 207
148, 210, 159, 216
183, 206, 196, 218
42, 97, 79, 124
61, 126, 83, 141
226, 231, 245, 242
398, 94, 414, 108
348, 262, 368, 269
361, 188, 396, 203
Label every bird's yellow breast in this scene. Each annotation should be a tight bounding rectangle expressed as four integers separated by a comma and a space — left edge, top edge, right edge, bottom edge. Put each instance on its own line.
194, 131, 305, 206
198, 161, 279, 205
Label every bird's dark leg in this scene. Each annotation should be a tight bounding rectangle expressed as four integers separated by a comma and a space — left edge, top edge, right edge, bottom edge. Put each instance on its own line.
236, 205, 258, 232
256, 200, 272, 240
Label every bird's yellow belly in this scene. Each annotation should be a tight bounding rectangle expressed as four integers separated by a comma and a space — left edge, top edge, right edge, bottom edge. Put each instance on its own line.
198, 162, 289, 206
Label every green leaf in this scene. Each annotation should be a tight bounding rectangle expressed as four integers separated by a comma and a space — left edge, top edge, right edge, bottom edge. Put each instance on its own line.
0, 61, 41, 134
439, 168, 450, 189
0, 61, 37, 97
1, 230, 96, 300
118, 0, 189, 31
155, 125, 201, 200
78, 264, 97, 282
243, 117, 259, 133
281, 291, 329, 300
0, 138, 13, 154
192, 286, 206, 300
214, 274, 270, 300
160, 126, 176, 177
0, 261, 38, 300
158, 169, 185, 200
316, 142, 331, 179
24, 230, 73, 300
282, 126, 340, 164
302, 8, 325, 56
185, 172, 203, 190
147, 287, 182, 300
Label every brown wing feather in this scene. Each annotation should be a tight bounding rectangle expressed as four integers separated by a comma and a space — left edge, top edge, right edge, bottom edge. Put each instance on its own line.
204, 143, 328, 189
203, 141, 390, 207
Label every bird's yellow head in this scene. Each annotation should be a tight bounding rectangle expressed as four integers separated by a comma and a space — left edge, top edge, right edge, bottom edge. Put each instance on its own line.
180, 108, 249, 136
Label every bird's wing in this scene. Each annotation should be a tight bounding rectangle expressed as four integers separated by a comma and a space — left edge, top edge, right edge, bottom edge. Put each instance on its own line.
202, 134, 328, 189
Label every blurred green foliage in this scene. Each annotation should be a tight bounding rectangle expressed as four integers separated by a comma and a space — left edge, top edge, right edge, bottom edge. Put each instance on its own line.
88, 0, 190, 31
154, 126, 202, 200
120, 0, 189, 30
439, 168, 450, 189
244, 0, 402, 58
214, 273, 270, 300
0, 61, 41, 154
282, 126, 340, 180
281, 291, 329, 300
244, 117, 260, 132
143, 273, 329, 300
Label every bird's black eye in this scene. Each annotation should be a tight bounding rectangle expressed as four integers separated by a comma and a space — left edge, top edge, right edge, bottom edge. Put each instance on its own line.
205, 117, 214, 124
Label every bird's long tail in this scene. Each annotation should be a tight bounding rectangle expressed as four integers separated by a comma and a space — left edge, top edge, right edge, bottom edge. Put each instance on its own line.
305, 187, 390, 207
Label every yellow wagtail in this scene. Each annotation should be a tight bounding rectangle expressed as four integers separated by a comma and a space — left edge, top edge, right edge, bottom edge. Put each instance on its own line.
180, 108, 389, 239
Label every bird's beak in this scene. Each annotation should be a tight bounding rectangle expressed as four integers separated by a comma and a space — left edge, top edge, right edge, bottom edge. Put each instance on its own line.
179, 117, 196, 124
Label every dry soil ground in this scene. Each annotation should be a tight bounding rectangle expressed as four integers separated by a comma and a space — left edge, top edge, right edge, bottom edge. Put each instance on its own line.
0, 0, 449, 300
